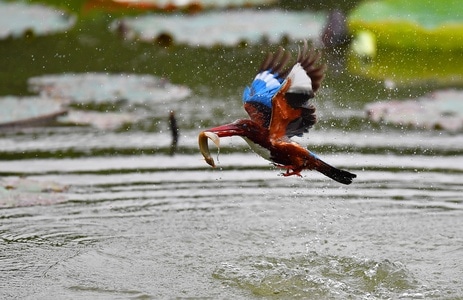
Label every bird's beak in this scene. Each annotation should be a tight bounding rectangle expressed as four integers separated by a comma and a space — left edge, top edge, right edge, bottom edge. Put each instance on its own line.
198, 123, 244, 168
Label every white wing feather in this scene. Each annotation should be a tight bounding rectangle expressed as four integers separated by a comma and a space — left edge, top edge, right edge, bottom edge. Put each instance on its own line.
285, 63, 312, 95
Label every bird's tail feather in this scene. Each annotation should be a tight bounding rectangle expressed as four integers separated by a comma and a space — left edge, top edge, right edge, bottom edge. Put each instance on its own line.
313, 157, 356, 185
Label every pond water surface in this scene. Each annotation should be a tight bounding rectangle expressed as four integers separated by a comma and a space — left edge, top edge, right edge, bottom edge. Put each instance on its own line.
1, 123, 462, 298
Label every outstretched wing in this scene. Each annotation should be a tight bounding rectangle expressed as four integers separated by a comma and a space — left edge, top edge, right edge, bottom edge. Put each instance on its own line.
243, 41, 325, 137
242, 48, 290, 128
269, 42, 326, 140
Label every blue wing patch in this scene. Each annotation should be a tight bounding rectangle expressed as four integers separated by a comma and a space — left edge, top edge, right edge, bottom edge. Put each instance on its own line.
243, 70, 283, 108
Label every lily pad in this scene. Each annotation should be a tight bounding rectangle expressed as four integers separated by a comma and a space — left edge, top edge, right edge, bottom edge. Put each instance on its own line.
28, 73, 192, 105
0, 96, 67, 130
365, 89, 463, 132
347, 0, 463, 84
0, 178, 68, 208
58, 110, 141, 130
112, 9, 326, 47
0, 2, 76, 40
348, 0, 463, 51
95, 0, 276, 11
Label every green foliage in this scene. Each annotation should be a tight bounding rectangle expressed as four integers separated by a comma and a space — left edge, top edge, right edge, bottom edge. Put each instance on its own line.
348, 0, 463, 50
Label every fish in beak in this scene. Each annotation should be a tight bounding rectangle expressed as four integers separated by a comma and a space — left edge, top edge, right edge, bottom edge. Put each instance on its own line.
198, 131, 220, 167
198, 123, 246, 167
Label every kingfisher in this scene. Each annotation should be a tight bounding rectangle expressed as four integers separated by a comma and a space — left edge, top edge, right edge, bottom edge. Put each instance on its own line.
198, 41, 356, 185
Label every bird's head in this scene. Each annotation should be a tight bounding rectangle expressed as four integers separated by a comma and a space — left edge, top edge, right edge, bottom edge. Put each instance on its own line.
198, 119, 267, 167
202, 119, 264, 139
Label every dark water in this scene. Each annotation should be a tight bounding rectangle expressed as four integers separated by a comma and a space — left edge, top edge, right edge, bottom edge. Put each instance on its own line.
1, 3, 463, 299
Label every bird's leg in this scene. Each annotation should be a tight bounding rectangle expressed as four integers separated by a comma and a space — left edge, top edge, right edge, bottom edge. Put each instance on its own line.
282, 169, 302, 177
274, 164, 302, 177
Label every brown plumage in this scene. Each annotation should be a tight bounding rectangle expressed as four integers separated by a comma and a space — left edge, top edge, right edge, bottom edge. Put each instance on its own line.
198, 41, 356, 184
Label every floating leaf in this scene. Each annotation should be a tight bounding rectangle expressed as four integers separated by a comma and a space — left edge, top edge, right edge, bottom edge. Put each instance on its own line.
365, 90, 463, 132
0, 96, 67, 130
0, 2, 76, 40
58, 110, 141, 130
28, 73, 192, 105
348, 0, 463, 51
0, 178, 68, 208
347, 0, 463, 83
112, 9, 326, 47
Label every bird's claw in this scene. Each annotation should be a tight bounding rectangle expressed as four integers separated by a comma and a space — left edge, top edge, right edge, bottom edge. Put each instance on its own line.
274, 164, 302, 177
282, 170, 302, 177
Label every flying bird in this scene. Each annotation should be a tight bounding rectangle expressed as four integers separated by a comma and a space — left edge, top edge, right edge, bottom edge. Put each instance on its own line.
198, 41, 356, 185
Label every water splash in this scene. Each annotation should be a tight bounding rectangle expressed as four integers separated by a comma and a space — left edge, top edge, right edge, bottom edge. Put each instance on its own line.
213, 252, 417, 298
